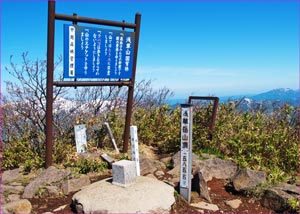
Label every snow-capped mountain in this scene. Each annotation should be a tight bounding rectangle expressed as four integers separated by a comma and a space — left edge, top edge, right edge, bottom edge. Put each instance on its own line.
250, 88, 299, 105
234, 88, 299, 112
167, 88, 299, 112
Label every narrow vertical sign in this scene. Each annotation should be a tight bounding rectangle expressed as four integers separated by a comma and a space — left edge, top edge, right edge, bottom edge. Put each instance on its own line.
130, 126, 140, 176
74, 124, 87, 153
180, 104, 193, 203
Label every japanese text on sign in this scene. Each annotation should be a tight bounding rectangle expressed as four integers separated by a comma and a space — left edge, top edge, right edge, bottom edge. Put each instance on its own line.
180, 151, 189, 187
74, 124, 87, 153
179, 104, 193, 203
130, 126, 140, 176
180, 107, 190, 188
64, 24, 135, 79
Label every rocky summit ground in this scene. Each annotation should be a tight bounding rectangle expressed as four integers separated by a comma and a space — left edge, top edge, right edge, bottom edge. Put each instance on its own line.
2, 145, 299, 213
29, 176, 274, 214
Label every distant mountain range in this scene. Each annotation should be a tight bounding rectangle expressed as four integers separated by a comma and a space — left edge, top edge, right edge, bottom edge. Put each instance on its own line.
167, 88, 299, 112
250, 88, 299, 104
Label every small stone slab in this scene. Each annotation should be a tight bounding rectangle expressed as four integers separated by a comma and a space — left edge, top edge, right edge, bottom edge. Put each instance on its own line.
101, 153, 115, 166
225, 199, 242, 209
112, 160, 136, 187
192, 170, 212, 203
191, 202, 219, 211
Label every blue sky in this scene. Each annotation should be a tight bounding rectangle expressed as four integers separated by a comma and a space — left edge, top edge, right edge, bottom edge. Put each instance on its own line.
1, 0, 299, 98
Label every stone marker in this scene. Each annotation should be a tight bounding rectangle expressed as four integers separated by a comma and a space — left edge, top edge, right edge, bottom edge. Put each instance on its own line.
112, 160, 136, 187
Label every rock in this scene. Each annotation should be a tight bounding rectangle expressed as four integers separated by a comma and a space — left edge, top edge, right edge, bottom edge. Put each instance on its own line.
140, 158, 165, 175
190, 202, 219, 211
72, 176, 175, 213
53, 204, 67, 212
154, 170, 165, 177
2, 168, 21, 184
2, 199, 32, 214
273, 182, 299, 195
232, 168, 266, 192
197, 158, 238, 182
62, 175, 91, 195
7, 194, 21, 202
167, 165, 180, 185
201, 153, 217, 159
1, 206, 9, 214
2, 185, 24, 194
160, 156, 171, 165
261, 183, 299, 212
45, 186, 61, 197
192, 170, 211, 203
225, 199, 242, 209
22, 166, 70, 199
10, 182, 23, 186
79, 152, 100, 160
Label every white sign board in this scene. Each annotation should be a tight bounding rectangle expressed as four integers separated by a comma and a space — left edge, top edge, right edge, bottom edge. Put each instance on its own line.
130, 126, 140, 176
74, 124, 87, 153
180, 104, 193, 203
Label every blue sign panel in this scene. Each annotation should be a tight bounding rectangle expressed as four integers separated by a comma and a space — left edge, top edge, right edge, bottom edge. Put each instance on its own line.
64, 24, 135, 79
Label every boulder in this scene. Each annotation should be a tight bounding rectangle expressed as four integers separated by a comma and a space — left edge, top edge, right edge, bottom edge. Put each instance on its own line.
139, 158, 165, 175
197, 158, 238, 181
166, 165, 180, 185
192, 170, 212, 203
232, 168, 266, 192
22, 166, 70, 198
45, 186, 61, 197
72, 176, 175, 213
2, 185, 24, 194
261, 183, 299, 212
2, 199, 32, 214
160, 156, 172, 165
2, 168, 22, 184
171, 151, 200, 168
